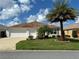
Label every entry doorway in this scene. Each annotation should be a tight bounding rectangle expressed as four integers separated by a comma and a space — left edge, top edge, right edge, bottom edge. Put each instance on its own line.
0, 31, 7, 38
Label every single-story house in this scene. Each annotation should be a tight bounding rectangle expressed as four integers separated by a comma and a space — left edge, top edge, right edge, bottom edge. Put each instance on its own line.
0, 25, 7, 38
64, 23, 79, 38
6, 22, 61, 39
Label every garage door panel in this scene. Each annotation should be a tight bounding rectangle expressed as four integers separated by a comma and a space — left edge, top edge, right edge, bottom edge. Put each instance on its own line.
10, 30, 28, 38
11, 33, 26, 37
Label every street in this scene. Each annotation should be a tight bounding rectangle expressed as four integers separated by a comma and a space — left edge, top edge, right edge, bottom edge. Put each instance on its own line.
0, 50, 79, 59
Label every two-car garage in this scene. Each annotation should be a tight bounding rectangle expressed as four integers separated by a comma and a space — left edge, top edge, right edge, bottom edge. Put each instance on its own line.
6, 28, 37, 39
7, 28, 28, 38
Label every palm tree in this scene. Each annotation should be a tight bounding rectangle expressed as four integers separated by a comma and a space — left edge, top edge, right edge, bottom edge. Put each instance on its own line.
46, 0, 76, 41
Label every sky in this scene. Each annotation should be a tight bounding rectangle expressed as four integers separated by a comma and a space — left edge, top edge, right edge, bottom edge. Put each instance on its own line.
0, 0, 79, 27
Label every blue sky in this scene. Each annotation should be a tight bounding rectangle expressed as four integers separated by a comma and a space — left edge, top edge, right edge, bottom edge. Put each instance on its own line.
0, 0, 79, 26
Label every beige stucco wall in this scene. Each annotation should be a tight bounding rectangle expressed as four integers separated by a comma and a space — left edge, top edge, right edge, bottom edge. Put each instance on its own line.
77, 31, 79, 38
64, 30, 73, 38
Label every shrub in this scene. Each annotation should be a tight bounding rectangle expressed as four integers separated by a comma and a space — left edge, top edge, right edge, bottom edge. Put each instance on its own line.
57, 35, 61, 38
72, 31, 78, 38
65, 35, 70, 38
27, 36, 33, 40
44, 35, 49, 39
66, 38, 79, 42
52, 35, 56, 38
37, 35, 45, 39
37, 25, 54, 39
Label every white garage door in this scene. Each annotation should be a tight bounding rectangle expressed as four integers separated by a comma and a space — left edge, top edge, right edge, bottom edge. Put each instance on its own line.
10, 29, 29, 38
11, 32, 26, 37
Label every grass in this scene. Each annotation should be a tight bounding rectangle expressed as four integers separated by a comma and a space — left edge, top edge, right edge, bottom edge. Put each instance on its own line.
16, 38, 79, 50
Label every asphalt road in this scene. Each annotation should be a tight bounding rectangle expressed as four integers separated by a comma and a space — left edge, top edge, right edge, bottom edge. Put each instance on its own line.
0, 51, 79, 59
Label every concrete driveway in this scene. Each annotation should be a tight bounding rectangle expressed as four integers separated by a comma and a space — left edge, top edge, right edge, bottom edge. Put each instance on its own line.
0, 37, 26, 51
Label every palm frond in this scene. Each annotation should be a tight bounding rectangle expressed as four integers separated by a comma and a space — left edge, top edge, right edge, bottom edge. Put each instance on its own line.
46, 0, 77, 23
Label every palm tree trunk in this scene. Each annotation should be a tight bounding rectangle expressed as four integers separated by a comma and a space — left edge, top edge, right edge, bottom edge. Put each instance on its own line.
60, 21, 65, 41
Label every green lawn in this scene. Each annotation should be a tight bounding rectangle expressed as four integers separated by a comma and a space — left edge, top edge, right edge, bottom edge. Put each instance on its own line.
16, 39, 79, 50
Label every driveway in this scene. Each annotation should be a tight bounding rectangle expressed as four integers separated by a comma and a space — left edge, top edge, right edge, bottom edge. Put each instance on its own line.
0, 37, 26, 51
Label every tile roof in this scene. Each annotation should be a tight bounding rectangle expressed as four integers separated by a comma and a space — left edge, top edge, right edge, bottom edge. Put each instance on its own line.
10, 22, 44, 28
10, 21, 59, 29
64, 23, 79, 30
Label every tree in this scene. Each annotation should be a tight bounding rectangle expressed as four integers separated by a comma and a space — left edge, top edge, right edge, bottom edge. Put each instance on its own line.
37, 25, 53, 39
72, 30, 78, 38
46, 0, 76, 41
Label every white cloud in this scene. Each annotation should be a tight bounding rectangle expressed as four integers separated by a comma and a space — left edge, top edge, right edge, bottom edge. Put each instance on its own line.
7, 21, 19, 26
51, 22, 60, 27
27, 8, 49, 23
12, 17, 20, 22
27, 8, 60, 26
37, 8, 49, 22
75, 16, 79, 23
20, 4, 32, 12
27, 15, 37, 23
0, 0, 14, 8
0, 0, 33, 20
0, 22, 5, 26
7, 17, 21, 26
0, 4, 20, 19
19, 0, 30, 4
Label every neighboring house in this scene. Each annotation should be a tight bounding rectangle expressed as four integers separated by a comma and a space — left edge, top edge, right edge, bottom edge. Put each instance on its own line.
6, 22, 60, 39
64, 23, 79, 38
0, 25, 7, 38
